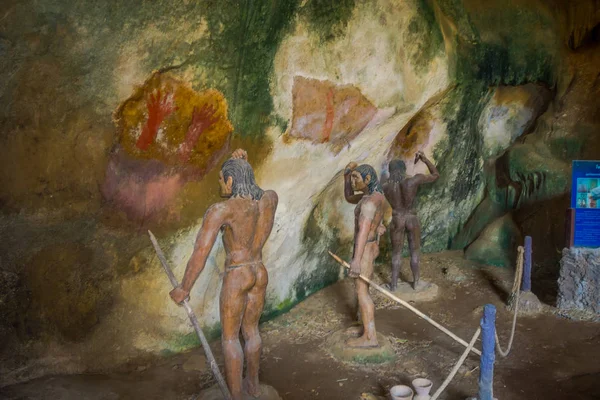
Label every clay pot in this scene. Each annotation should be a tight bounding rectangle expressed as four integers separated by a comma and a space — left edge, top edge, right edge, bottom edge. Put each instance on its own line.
412, 378, 433, 400
390, 385, 414, 400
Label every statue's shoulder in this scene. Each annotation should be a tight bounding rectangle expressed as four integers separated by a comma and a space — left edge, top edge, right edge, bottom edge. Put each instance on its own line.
206, 200, 229, 216
261, 189, 279, 205
373, 191, 386, 204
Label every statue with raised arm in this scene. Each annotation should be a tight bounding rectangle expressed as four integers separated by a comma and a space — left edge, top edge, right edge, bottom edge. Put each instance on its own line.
343, 162, 386, 348
383, 151, 439, 291
169, 149, 278, 400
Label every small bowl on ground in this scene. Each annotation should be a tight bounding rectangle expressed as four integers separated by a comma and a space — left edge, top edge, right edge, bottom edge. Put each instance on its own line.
390, 385, 414, 400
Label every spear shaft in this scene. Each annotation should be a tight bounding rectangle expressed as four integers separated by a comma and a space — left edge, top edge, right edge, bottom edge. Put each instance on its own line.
328, 250, 481, 357
148, 230, 232, 400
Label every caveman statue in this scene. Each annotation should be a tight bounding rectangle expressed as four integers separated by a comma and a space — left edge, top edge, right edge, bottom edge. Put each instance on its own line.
343, 162, 386, 348
170, 149, 278, 400
383, 151, 439, 291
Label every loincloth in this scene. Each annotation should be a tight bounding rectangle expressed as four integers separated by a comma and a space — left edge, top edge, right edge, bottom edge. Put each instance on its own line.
225, 261, 262, 272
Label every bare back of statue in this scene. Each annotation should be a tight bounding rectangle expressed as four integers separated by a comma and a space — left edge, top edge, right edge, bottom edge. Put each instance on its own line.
383, 177, 421, 215
170, 149, 279, 400
382, 153, 439, 291
220, 192, 277, 266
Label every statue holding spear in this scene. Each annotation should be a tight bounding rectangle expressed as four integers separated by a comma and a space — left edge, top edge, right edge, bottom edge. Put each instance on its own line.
343, 161, 387, 348
167, 148, 279, 400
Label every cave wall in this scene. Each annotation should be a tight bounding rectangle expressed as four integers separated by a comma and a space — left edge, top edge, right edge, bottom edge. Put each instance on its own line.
0, 0, 599, 384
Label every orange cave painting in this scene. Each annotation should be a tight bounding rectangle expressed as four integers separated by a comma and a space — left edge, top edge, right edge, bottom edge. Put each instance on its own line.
286, 76, 377, 152
102, 72, 233, 223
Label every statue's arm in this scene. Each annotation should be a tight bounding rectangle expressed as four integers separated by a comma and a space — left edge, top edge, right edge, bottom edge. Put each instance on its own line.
172, 204, 225, 301
261, 190, 279, 238
349, 201, 376, 277
415, 153, 439, 184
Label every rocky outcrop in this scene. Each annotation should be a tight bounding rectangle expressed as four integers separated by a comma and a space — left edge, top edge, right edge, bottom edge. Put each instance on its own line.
465, 214, 522, 267
478, 84, 552, 159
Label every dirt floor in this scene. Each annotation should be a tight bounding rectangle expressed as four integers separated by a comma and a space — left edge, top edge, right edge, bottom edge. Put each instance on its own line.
1, 251, 599, 400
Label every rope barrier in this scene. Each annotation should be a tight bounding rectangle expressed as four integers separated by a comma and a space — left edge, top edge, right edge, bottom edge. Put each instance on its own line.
495, 246, 524, 357
430, 327, 481, 400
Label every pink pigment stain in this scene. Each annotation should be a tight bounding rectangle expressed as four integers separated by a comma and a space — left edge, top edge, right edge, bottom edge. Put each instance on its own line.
102, 150, 184, 222
178, 133, 199, 163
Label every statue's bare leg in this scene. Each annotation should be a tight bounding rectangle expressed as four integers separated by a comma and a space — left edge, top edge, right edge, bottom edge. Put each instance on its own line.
346, 243, 379, 348
241, 264, 268, 398
406, 215, 421, 289
389, 215, 406, 291
220, 268, 254, 400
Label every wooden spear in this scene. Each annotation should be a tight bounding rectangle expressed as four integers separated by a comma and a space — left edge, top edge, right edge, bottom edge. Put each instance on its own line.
328, 250, 481, 357
148, 230, 232, 400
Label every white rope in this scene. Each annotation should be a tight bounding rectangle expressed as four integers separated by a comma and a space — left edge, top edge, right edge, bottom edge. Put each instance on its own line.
430, 327, 481, 400
428, 246, 524, 400
495, 246, 524, 357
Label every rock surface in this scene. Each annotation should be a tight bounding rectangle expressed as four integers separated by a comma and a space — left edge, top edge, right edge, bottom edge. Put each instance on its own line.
557, 247, 600, 314
288, 76, 377, 151
478, 84, 552, 159
465, 214, 522, 267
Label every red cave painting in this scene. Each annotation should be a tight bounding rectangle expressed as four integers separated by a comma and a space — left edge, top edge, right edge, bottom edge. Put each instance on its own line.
136, 89, 176, 151
322, 88, 335, 142
178, 103, 219, 163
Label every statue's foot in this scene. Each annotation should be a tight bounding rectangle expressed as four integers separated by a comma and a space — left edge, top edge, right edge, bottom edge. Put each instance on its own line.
381, 283, 397, 291
345, 325, 363, 337
413, 280, 428, 291
345, 335, 379, 348
243, 377, 262, 398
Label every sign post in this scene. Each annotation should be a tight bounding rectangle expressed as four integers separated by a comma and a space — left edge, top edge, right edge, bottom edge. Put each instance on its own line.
569, 160, 600, 248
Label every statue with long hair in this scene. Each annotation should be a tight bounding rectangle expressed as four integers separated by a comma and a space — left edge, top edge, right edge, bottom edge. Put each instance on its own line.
170, 149, 278, 400
343, 161, 386, 348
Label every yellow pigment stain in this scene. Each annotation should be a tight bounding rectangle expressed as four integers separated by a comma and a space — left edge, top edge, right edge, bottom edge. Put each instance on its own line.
114, 72, 233, 170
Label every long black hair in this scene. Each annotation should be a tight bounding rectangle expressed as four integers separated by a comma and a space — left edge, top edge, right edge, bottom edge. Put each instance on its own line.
221, 159, 264, 200
356, 164, 383, 194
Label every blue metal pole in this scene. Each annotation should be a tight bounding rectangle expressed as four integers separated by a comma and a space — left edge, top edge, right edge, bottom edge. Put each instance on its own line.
522, 236, 532, 292
478, 304, 496, 400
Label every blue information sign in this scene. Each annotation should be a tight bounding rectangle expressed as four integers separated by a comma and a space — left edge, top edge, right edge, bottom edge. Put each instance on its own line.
571, 160, 600, 248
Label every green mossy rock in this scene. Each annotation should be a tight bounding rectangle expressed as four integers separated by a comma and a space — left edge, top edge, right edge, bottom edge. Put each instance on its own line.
465, 214, 522, 267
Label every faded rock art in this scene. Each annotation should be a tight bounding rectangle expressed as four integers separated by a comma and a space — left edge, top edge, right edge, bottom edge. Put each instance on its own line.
102, 72, 233, 222
287, 76, 377, 152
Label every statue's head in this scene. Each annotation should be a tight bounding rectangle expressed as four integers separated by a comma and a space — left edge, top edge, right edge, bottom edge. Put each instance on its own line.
388, 159, 406, 181
352, 164, 383, 194
220, 158, 264, 200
